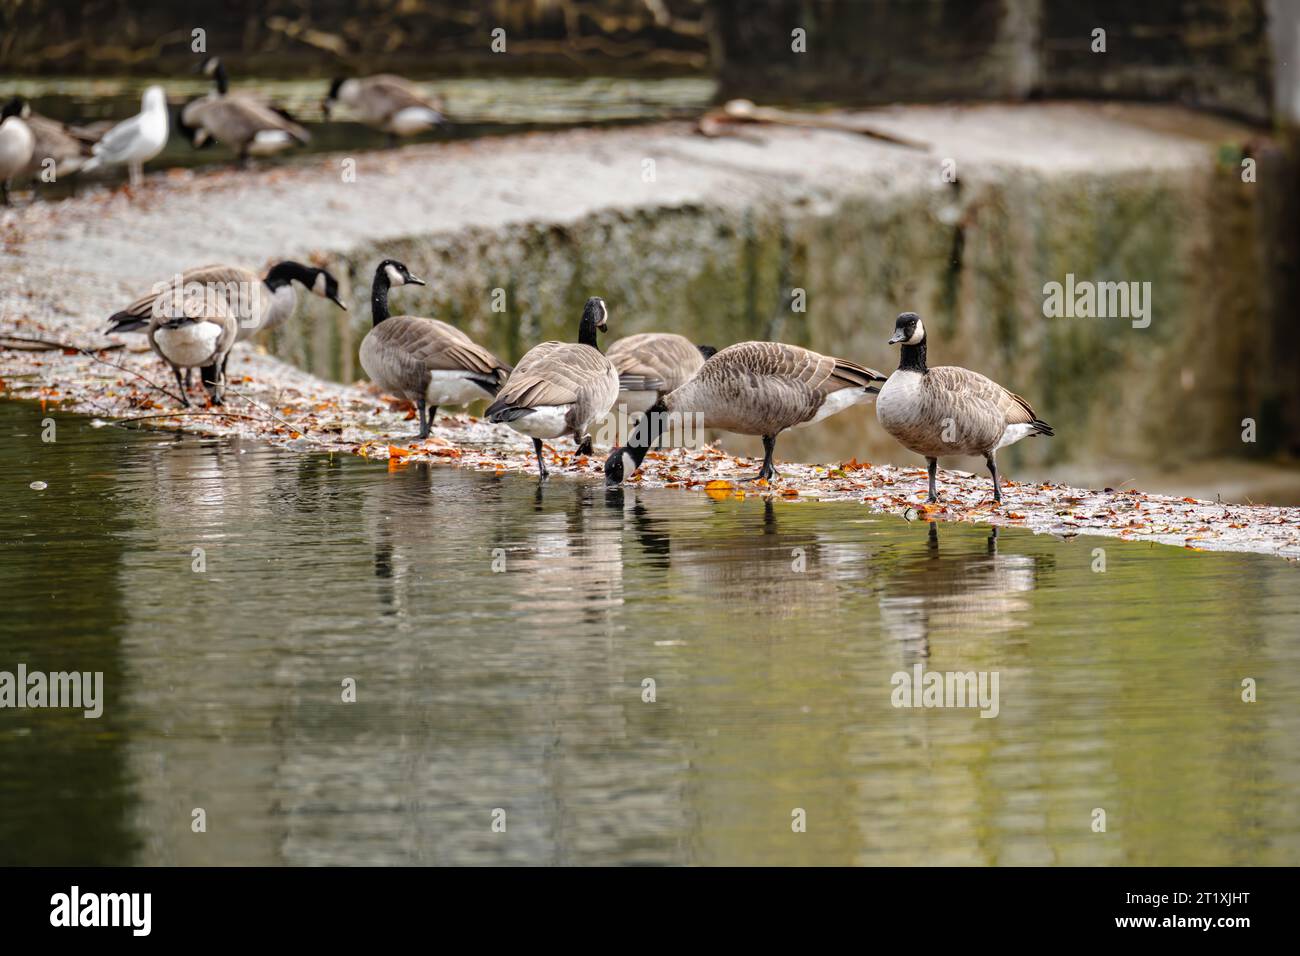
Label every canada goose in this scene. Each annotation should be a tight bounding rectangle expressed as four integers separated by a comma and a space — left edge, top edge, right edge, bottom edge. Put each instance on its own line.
79, 86, 169, 186
138, 288, 238, 407
0, 98, 35, 205
875, 311, 1054, 503
487, 297, 620, 479
604, 341, 886, 485
606, 333, 715, 414
20, 107, 96, 181
179, 62, 309, 162
105, 261, 345, 382
324, 76, 446, 142
359, 259, 511, 440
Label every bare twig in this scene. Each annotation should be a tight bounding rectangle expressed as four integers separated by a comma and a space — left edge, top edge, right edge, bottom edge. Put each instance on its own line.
74, 347, 185, 404
224, 384, 312, 437
0, 332, 124, 352
108, 410, 266, 427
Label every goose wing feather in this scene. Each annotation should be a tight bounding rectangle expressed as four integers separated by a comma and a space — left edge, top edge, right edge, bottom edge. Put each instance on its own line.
107, 264, 264, 331
362, 76, 438, 116
608, 333, 702, 394
488, 342, 618, 429
674, 341, 883, 434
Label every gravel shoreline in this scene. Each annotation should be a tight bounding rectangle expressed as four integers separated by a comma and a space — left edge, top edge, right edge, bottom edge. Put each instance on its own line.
3, 108, 1297, 559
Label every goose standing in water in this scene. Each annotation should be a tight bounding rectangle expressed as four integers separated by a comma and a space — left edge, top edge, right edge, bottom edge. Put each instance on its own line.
487, 297, 620, 479
0, 98, 35, 205
604, 341, 886, 485
79, 85, 169, 187
359, 259, 512, 440
606, 333, 715, 415
323, 76, 446, 143
875, 311, 1054, 503
106, 261, 346, 383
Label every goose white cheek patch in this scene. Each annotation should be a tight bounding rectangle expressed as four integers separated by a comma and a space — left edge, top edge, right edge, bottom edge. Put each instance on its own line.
385, 265, 405, 287
312, 272, 326, 295
906, 321, 925, 345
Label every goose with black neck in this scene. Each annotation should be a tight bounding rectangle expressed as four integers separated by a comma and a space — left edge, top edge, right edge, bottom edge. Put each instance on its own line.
875, 311, 1054, 504
360, 259, 512, 441
486, 297, 619, 479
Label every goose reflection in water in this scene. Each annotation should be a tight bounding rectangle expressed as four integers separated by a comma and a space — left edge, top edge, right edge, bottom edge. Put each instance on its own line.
878, 521, 1044, 661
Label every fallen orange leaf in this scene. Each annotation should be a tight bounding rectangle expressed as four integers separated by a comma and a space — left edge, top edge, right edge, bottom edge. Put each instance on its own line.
388, 445, 412, 458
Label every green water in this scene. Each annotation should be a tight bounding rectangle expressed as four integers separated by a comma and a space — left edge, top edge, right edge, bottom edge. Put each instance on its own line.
1, 399, 1297, 866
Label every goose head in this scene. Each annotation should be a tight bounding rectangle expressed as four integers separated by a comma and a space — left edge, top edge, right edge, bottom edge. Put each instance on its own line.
310, 267, 348, 310
378, 259, 425, 289
323, 78, 352, 118
604, 448, 634, 487
583, 296, 609, 332
697, 344, 718, 360
196, 57, 229, 94
1, 97, 31, 122
888, 311, 926, 347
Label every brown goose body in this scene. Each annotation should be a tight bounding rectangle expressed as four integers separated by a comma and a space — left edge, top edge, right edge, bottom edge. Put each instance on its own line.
142, 294, 238, 407
105, 262, 343, 345
328, 76, 446, 135
183, 95, 309, 157
876, 366, 1047, 459
605, 340, 885, 484
488, 341, 619, 441
486, 296, 617, 477
663, 341, 884, 435
876, 312, 1053, 503
22, 112, 95, 178
359, 315, 511, 409
607, 332, 704, 412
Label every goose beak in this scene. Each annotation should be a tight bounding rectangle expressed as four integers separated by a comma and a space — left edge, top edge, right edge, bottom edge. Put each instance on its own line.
407, 275, 427, 287
328, 294, 348, 311
888, 330, 906, 345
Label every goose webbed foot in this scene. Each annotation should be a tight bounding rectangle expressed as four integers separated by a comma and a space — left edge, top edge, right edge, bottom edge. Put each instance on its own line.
576, 436, 593, 457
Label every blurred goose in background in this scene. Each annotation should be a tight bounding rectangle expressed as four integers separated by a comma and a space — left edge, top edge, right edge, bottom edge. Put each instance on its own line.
324, 76, 446, 144
180, 63, 308, 163
605, 341, 886, 485
79, 85, 168, 186
876, 311, 1054, 503
22, 108, 96, 182
606, 333, 715, 415
487, 297, 620, 479
359, 259, 512, 440
0, 97, 35, 204
106, 261, 345, 380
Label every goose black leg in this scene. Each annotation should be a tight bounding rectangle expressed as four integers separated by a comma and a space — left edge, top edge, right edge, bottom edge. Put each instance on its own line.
533, 438, 549, 479
184, 368, 194, 390
200, 363, 222, 405
927, 457, 939, 503
986, 453, 1001, 503
414, 399, 431, 440
744, 434, 778, 482
172, 367, 191, 407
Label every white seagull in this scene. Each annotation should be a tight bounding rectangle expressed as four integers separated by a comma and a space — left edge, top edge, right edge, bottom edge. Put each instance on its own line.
81, 85, 169, 187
